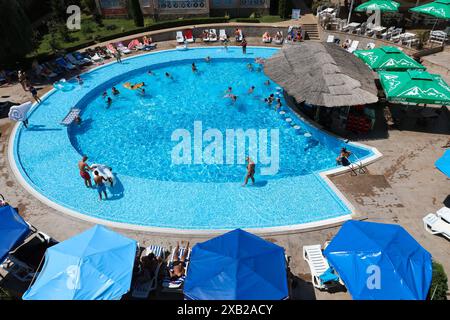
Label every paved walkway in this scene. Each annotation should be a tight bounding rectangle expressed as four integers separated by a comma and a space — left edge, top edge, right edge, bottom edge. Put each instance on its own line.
1, 32, 449, 300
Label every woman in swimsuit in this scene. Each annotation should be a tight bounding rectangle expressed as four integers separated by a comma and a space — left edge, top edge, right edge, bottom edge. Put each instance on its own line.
169, 242, 190, 280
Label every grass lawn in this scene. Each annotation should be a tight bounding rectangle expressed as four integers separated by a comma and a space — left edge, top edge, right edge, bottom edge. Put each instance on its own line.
29, 15, 154, 57
258, 15, 285, 23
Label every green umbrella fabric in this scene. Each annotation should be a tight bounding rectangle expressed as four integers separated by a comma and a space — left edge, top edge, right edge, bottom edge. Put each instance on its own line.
410, 0, 450, 20
354, 46, 426, 71
378, 69, 450, 105
355, 0, 400, 12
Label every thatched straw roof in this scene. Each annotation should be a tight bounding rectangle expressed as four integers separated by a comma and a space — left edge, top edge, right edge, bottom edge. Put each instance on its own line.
264, 42, 379, 107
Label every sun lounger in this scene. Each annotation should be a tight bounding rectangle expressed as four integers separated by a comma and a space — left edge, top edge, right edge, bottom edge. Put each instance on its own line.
437, 207, 450, 224
184, 29, 194, 43
347, 40, 359, 53
90, 53, 104, 63
176, 31, 185, 43
132, 245, 165, 299
326, 35, 335, 43
275, 32, 284, 45
423, 213, 450, 240
209, 29, 218, 42
202, 29, 210, 42
162, 246, 191, 291
219, 29, 227, 42
366, 42, 376, 49
303, 244, 340, 290
55, 57, 76, 71
116, 42, 131, 54
60, 108, 81, 126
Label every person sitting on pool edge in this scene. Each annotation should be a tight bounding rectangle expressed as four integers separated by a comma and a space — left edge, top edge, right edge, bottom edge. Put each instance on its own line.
93, 170, 108, 200
242, 156, 255, 186
78, 155, 92, 188
336, 147, 352, 166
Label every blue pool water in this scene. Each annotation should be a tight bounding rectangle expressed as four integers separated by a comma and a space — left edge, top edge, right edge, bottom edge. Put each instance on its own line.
14, 47, 374, 230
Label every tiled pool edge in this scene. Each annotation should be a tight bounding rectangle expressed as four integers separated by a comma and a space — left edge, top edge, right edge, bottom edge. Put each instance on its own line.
8, 46, 383, 235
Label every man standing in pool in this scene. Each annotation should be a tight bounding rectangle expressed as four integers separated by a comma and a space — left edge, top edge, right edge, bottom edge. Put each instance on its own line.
242, 156, 255, 186
78, 155, 92, 188
93, 170, 108, 200
241, 38, 247, 54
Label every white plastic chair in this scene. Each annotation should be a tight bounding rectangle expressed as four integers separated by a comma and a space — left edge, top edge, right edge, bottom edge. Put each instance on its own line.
326, 35, 335, 43
423, 213, 450, 240
437, 207, 450, 224
347, 40, 359, 53
132, 245, 165, 299
303, 245, 340, 290
176, 31, 184, 43
209, 29, 218, 42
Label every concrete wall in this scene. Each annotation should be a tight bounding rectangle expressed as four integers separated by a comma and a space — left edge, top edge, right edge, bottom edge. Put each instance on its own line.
321, 29, 419, 56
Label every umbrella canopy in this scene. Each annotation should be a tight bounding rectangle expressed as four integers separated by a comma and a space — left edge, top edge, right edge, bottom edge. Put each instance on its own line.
22, 225, 137, 300
0, 205, 30, 264
355, 0, 400, 12
264, 42, 378, 107
354, 46, 426, 71
435, 149, 450, 178
378, 69, 450, 105
183, 229, 288, 300
324, 220, 433, 300
410, 0, 450, 19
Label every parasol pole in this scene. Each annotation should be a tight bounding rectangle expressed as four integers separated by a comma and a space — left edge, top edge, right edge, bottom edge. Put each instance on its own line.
347, 0, 355, 24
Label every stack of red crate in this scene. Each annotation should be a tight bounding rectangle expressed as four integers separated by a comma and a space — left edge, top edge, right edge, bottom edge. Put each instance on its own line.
346, 114, 371, 133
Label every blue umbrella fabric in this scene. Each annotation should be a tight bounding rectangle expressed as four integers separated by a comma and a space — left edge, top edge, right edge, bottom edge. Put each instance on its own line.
22, 225, 137, 300
184, 229, 289, 300
0, 205, 30, 264
435, 149, 450, 178
324, 220, 432, 300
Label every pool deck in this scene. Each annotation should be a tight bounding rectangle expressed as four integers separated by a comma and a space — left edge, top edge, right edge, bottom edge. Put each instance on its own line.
1, 34, 450, 300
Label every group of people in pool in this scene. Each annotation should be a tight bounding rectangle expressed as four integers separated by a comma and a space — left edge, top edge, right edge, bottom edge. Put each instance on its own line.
78, 155, 112, 200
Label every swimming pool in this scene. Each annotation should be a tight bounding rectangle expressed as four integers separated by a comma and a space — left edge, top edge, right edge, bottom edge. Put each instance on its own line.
11, 47, 380, 232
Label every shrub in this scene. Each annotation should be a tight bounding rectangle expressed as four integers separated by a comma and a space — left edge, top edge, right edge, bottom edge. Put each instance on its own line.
428, 261, 448, 300
235, 18, 260, 23
278, 0, 293, 19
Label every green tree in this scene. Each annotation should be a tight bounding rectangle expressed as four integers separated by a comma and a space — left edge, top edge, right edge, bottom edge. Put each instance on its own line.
0, 0, 34, 67
50, 0, 68, 22
81, 0, 97, 14
278, 0, 293, 19
129, 0, 144, 27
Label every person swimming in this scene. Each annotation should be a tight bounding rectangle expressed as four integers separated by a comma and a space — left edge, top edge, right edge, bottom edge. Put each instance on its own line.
148, 70, 154, 75
106, 97, 112, 108
248, 86, 255, 94
264, 80, 270, 86
192, 62, 198, 72
205, 56, 211, 63
102, 91, 107, 98
275, 98, 282, 111
247, 63, 254, 72
112, 87, 120, 95
336, 147, 352, 166
230, 94, 237, 104
165, 72, 173, 79
139, 88, 145, 96
267, 94, 275, 104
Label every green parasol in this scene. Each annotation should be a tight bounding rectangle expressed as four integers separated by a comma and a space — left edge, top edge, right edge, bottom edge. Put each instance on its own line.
410, 0, 450, 20
355, 0, 400, 12
378, 69, 450, 105
354, 46, 426, 71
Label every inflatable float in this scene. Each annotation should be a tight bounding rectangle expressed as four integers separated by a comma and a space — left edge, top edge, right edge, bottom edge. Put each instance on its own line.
53, 79, 75, 92
123, 82, 145, 90
91, 164, 115, 187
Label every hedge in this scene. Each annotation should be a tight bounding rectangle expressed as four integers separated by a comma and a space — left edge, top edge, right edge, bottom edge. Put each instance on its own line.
234, 18, 260, 23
